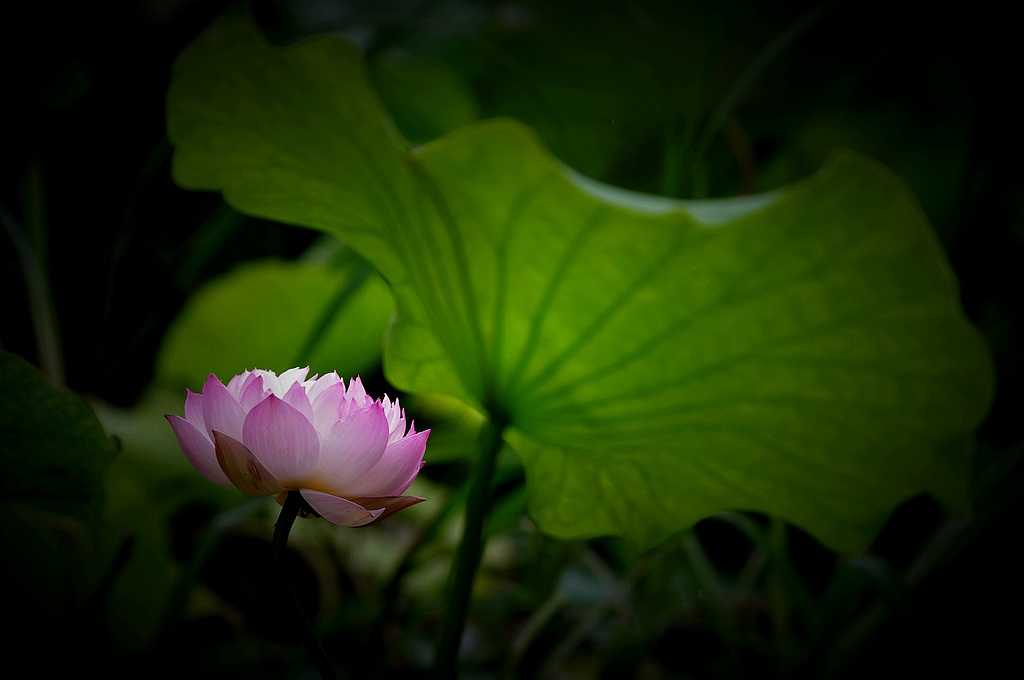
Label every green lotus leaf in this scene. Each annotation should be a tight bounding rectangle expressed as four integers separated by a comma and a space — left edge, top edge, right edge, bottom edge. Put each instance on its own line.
167, 16, 993, 551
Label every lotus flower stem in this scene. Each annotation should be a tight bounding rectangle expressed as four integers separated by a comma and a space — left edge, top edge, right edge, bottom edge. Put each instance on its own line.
433, 416, 506, 678
273, 490, 340, 680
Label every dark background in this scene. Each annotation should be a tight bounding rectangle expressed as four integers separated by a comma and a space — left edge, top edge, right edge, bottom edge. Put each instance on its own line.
2, 1, 1021, 677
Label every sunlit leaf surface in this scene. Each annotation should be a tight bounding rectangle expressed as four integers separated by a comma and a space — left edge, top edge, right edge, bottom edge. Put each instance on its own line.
168, 17, 993, 551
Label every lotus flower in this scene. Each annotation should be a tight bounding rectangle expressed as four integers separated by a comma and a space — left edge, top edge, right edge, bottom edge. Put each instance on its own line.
166, 367, 428, 526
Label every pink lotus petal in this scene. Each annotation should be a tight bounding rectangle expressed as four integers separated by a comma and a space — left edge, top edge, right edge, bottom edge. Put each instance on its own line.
283, 380, 314, 423
381, 395, 408, 442
341, 429, 429, 497
201, 374, 246, 440
213, 431, 285, 497
306, 371, 340, 401
239, 374, 267, 410
226, 371, 248, 395
241, 394, 320, 483
345, 376, 368, 405
376, 460, 425, 503
312, 404, 390, 495
279, 366, 310, 389
240, 369, 260, 387
168, 368, 428, 525
301, 489, 382, 527
166, 415, 231, 485
183, 389, 205, 433
311, 381, 345, 434
346, 495, 425, 525
247, 368, 282, 397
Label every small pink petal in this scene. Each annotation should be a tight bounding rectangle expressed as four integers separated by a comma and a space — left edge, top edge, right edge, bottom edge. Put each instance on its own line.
239, 370, 260, 389
341, 429, 429, 497
241, 394, 320, 482
201, 374, 246, 440
166, 415, 231, 485
183, 389, 205, 433
239, 374, 267, 410
283, 380, 314, 423
301, 490, 382, 527
381, 396, 407, 442
279, 366, 310, 389
345, 376, 368, 405
213, 431, 285, 497
311, 381, 346, 434
306, 371, 340, 401
312, 404, 390, 494
226, 371, 248, 395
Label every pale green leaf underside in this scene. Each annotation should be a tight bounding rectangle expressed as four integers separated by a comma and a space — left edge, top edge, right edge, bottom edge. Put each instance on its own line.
156, 258, 392, 390
168, 17, 993, 551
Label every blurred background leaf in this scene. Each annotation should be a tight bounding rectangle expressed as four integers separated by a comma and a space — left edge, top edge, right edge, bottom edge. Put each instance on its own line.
0, 351, 117, 672
157, 244, 392, 390
0, 350, 114, 516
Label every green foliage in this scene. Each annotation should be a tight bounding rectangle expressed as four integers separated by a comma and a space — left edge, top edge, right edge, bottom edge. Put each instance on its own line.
157, 254, 392, 389
0, 350, 115, 516
91, 389, 245, 650
372, 58, 480, 145
167, 16, 992, 552
0, 351, 117, 663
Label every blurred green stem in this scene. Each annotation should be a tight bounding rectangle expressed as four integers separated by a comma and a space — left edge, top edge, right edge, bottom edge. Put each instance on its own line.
380, 480, 465, 623
293, 260, 373, 366
768, 517, 796, 669
175, 202, 247, 287
682, 530, 740, 661
714, 513, 817, 627
433, 416, 506, 679
275, 491, 339, 680
1, 168, 64, 386
153, 500, 262, 643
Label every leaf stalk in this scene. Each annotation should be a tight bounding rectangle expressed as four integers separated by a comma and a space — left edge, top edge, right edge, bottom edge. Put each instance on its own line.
433, 415, 506, 678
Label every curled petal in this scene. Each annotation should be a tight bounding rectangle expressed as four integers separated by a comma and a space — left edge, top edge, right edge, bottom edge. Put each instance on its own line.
347, 495, 425, 525
213, 431, 285, 497
166, 415, 231, 486
242, 394, 320, 482
341, 429, 429, 497
301, 489, 382, 527
312, 405, 390, 495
